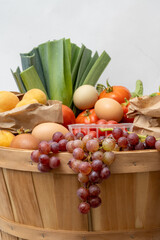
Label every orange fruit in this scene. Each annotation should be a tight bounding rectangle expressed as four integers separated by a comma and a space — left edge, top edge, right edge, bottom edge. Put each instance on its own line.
15, 98, 38, 108
0, 91, 19, 112
23, 89, 47, 104
0, 130, 15, 147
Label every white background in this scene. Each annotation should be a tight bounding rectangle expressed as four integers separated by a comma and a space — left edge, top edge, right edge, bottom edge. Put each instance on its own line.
0, 0, 160, 95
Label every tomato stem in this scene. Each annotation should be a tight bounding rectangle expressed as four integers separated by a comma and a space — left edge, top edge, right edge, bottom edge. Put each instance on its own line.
96, 84, 106, 94
106, 79, 113, 93
106, 79, 111, 88
84, 109, 91, 117
121, 98, 129, 106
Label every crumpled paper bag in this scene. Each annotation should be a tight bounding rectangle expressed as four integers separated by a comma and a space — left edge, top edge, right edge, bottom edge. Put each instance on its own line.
127, 95, 160, 137
0, 100, 63, 134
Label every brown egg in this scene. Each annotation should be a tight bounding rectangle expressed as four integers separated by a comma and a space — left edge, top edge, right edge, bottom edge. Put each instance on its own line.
10, 134, 39, 150
94, 98, 124, 122
32, 122, 69, 142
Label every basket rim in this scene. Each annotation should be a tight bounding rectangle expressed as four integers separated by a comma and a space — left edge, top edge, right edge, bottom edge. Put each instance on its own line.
0, 147, 159, 174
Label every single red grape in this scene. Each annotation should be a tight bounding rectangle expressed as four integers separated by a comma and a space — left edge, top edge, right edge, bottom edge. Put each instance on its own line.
78, 202, 90, 214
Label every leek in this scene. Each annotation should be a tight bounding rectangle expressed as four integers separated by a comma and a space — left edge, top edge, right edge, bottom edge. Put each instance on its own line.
63, 39, 72, 107
71, 44, 85, 88
11, 67, 26, 93
20, 48, 47, 90
74, 47, 92, 91
83, 51, 111, 86
71, 43, 80, 72
20, 65, 48, 97
75, 51, 99, 90
38, 39, 71, 106
12, 38, 111, 111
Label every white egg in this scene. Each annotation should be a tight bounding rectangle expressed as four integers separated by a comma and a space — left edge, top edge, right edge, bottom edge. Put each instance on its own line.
73, 85, 98, 110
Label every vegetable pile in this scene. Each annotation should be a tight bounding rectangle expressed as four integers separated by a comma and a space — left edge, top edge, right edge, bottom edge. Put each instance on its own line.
11, 38, 111, 114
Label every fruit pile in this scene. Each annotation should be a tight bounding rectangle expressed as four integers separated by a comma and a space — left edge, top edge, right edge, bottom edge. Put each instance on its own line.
0, 89, 47, 113
0, 83, 160, 215
30, 128, 160, 214
0, 89, 48, 148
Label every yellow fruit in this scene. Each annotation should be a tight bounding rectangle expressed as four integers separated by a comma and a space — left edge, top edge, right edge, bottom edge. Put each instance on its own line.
15, 99, 38, 108
0, 130, 15, 147
23, 89, 47, 105
0, 91, 19, 112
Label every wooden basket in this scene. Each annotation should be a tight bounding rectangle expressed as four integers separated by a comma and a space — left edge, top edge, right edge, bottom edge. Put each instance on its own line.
0, 147, 159, 240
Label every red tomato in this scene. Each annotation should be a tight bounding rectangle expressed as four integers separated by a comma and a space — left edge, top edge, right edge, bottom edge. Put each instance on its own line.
106, 120, 118, 124
99, 81, 131, 104
96, 119, 117, 136
76, 109, 99, 124
73, 128, 88, 136
62, 105, 76, 128
96, 119, 108, 136
121, 101, 134, 123
96, 119, 108, 125
89, 130, 97, 138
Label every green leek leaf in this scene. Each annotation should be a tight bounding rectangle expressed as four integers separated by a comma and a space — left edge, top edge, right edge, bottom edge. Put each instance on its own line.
20, 65, 48, 98
20, 48, 47, 90
71, 43, 80, 71
38, 41, 51, 97
74, 47, 92, 91
63, 39, 72, 107
71, 44, 85, 88
65, 38, 71, 63
79, 51, 99, 87
83, 51, 111, 86
11, 67, 26, 93
39, 39, 70, 105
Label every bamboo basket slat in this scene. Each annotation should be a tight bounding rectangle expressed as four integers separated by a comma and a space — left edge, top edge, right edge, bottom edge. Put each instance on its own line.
0, 147, 159, 240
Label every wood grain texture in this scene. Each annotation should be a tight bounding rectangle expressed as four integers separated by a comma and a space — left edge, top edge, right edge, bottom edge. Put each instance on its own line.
2, 169, 43, 227
0, 147, 159, 174
0, 170, 14, 220
0, 232, 17, 240
32, 172, 58, 229
0, 170, 18, 240
134, 172, 149, 229
0, 215, 159, 240
92, 173, 136, 231
0, 147, 159, 239
52, 174, 88, 231
91, 171, 160, 232
144, 171, 160, 228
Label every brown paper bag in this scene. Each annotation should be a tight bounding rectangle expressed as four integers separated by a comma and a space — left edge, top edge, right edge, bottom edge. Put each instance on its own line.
0, 100, 63, 134
127, 95, 160, 137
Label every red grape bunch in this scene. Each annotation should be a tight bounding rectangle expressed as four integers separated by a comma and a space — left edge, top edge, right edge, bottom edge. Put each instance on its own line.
31, 131, 71, 172
30, 128, 160, 215
67, 132, 115, 214
111, 127, 160, 151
